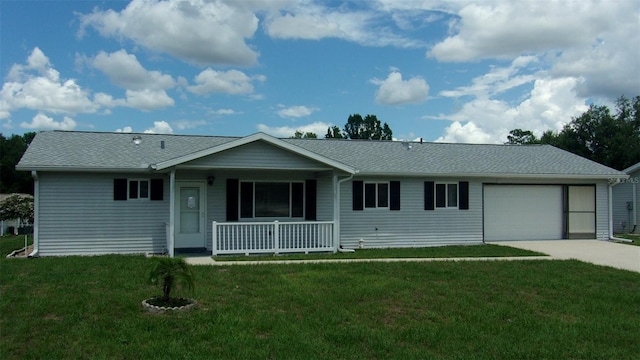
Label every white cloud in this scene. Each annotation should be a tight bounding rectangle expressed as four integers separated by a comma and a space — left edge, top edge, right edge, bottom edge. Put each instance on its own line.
276, 105, 318, 118
173, 120, 206, 130
435, 121, 492, 144
124, 89, 174, 110
211, 108, 237, 115
91, 49, 175, 91
265, 3, 424, 48
143, 121, 173, 134
427, 2, 615, 62
441, 56, 538, 99
79, 0, 260, 66
257, 121, 331, 137
1, 48, 100, 116
433, 77, 589, 144
187, 69, 262, 95
116, 126, 133, 133
424, 1, 639, 100
20, 113, 77, 131
371, 71, 429, 105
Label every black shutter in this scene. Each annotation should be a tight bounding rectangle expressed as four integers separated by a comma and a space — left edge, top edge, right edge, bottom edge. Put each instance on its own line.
240, 182, 254, 218
352, 180, 364, 211
390, 181, 400, 210
150, 179, 164, 201
424, 181, 434, 210
305, 179, 317, 220
458, 181, 469, 210
226, 179, 239, 221
114, 179, 127, 201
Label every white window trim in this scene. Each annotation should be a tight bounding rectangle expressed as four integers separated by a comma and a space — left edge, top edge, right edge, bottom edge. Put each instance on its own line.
240, 180, 305, 219
128, 179, 150, 200
364, 182, 389, 209
435, 182, 458, 209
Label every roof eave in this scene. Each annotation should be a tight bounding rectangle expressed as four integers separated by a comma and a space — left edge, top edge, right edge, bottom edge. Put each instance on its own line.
622, 162, 640, 174
15, 165, 153, 173
354, 172, 629, 180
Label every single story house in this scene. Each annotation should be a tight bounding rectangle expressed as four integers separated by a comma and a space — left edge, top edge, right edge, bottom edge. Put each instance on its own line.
612, 162, 639, 234
17, 131, 628, 257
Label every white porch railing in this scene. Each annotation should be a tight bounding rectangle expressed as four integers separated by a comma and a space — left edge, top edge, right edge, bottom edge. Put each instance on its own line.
212, 221, 335, 256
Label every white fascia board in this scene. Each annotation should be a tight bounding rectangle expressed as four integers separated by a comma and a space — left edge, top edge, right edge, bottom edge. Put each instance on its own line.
354, 172, 629, 180
623, 162, 640, 174
154, 132, 357, 174
15, 165, 152, 173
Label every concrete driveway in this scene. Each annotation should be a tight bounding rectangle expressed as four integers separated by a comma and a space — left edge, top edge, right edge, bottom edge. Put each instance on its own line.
492, 240, 640, 273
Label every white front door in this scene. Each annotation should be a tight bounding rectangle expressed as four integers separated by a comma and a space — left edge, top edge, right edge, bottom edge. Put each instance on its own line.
175, 182, 206, 248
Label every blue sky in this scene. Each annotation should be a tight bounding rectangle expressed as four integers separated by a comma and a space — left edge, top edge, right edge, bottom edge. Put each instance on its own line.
1, 0, 638, 143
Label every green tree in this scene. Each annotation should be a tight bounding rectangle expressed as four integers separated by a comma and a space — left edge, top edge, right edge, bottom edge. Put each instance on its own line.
342, 114, 393, 140
325, 125, 345, 139
0, 194, 34, 225
506, 129, 539, 144
291, 130, 318, 139
148, 257, 195, 302
506, 95, 640, 170
0, 132, 36, 194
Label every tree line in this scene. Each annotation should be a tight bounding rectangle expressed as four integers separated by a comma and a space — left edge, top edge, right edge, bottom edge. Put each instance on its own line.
506, 95, 639, 170
1, 132, 36, 195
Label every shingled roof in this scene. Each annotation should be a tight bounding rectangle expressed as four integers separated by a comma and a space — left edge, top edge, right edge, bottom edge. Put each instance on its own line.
17, 131, 627, 179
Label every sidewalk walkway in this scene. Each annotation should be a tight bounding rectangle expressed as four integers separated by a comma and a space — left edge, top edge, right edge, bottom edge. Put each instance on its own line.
185, 255, 554, 266
185, 240, 640, 273
490, 240, 640, 273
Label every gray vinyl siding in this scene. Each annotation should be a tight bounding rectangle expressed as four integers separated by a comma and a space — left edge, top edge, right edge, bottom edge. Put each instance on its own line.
339, 177, 483, 248
613, 169, 640, 234
184, 141, 330, 170
37, 172, 169, 256
596, 182, 610, 239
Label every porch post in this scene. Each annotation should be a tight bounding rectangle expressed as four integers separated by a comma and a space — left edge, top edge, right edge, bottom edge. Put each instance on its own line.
212, 221, 217, 256
332, 173, 339, 253
168, 169, 176, 257
273, 220, 280, 254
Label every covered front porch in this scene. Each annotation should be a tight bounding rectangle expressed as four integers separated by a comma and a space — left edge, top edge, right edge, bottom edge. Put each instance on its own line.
156, 133, 356, 257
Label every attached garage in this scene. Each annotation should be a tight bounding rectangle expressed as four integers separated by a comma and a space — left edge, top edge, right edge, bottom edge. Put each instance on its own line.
483, 184, 596, 241
484, 185, 563, 241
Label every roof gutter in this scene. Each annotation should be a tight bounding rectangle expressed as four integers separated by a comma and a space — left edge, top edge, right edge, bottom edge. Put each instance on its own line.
608, 179, 632, 243
355, 172, 628, 180
29, 171, 39, 257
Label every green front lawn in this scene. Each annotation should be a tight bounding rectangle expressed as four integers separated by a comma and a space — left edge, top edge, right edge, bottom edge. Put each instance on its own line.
1, 254, 638, 359
213, 244, 544, 261
0, 234, 32, 256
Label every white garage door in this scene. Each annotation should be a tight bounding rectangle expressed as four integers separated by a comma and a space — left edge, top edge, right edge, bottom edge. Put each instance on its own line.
484, 185, 563, 241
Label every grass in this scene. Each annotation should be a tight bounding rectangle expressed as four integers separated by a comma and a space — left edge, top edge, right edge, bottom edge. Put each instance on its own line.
213, 244, 544, 261
0, 234, 32, 256
1, 253, 639, 359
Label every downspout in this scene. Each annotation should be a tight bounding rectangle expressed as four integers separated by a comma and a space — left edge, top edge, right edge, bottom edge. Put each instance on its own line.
168, 169, 176, 257
632, 181, 637, 233
335, 172, 355, 253
29, 171, 39, 257
608, 179, 632, 243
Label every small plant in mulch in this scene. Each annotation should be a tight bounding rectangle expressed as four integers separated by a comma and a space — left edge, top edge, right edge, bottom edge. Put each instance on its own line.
144, 257, 196, 313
